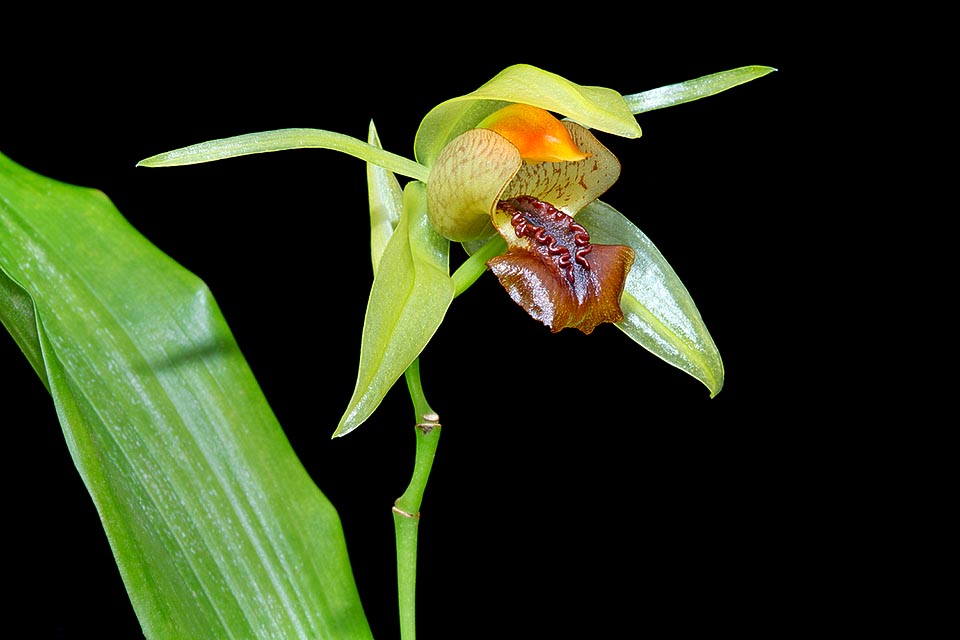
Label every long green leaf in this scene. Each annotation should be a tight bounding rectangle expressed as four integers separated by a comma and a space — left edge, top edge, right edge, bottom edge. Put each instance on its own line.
578, 199, 724, 396
0, 152, 373, 639
335, 180, 454, 437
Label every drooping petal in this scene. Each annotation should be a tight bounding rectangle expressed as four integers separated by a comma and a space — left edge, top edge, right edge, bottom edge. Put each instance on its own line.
425, 128, 522, 242
138, 128, 430, 182
476, 104, 591, 164
577, 199, 724, 396
487, 196, 635, 334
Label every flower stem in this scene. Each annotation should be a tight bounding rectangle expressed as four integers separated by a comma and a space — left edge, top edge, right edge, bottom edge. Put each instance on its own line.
451, 235, 506, 297
395, 358, 441, 640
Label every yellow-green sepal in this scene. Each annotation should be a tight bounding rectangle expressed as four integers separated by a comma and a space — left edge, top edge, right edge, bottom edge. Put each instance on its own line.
578, 200, 725, 397
415, 64, 641, 167
367, 120, 404, 272
334, 181, 454, 437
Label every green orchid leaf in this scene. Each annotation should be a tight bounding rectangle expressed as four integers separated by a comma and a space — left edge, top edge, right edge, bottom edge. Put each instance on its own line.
0, 152, 373, 639
0, 258, 45, 383
415, 63, 642, 167
624, 65, 777, 114
367, 120, 404, 273
335, 180, 454, 437
139, 127, 430, 183
577, 199, 724, 396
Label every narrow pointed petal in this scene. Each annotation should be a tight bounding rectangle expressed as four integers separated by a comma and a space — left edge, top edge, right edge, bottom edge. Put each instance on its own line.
624, 65, 777, 114
139, 128, 430, 183
367, 120, 403, 273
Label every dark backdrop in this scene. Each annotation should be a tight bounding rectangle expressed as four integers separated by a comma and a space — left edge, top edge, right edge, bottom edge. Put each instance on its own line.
3, 15, 817, 640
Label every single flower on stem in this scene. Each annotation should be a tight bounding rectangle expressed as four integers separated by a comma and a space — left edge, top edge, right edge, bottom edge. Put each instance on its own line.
428, 103, 635, 334
137, 63, 777, 434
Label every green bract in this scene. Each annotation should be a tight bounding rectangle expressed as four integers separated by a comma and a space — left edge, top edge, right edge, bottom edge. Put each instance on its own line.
136, 64, 777, 435
336, 181, 454, 437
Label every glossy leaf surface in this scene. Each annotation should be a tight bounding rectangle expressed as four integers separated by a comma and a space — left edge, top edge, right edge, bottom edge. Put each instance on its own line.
0, 152, 373, 639
578, 200, 724, 396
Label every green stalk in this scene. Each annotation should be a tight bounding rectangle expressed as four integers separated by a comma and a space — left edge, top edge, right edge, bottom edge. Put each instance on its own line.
451, 235, 506, 298
395, 358, 442, 640
391, 235, 500, 638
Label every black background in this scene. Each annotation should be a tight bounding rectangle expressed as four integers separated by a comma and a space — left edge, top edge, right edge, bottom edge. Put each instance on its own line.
0, 13, 834, 640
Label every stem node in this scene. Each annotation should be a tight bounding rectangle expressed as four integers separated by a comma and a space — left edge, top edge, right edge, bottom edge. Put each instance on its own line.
392, 505, 420, 519
416, 412, 441, 434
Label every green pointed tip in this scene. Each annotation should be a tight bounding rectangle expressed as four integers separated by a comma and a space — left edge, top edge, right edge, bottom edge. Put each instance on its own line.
708, 373, 724, 398
624, 65, 777, 115
331, 419, 357, 439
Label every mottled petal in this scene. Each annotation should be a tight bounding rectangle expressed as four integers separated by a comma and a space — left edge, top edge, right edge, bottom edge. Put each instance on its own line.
487, 196, 635, 334
501, 121, 620, 216
426, 128, 522, 241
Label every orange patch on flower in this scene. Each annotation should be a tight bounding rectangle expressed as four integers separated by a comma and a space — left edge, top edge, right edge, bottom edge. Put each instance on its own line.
477, 104, 592, 164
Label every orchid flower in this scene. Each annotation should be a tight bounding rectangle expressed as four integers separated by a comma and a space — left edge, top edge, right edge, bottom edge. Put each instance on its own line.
138, 64, 776, 437
429, 102, 635, 334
